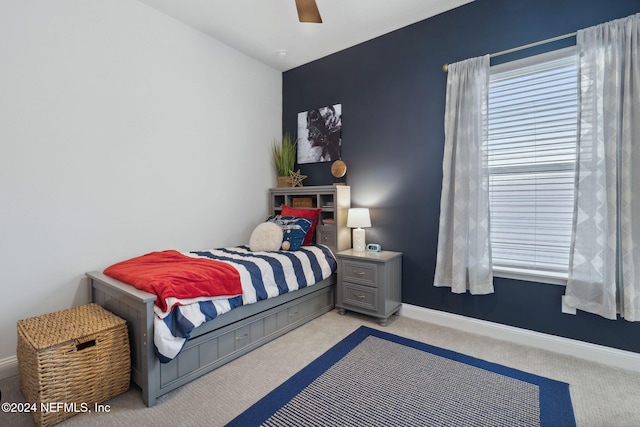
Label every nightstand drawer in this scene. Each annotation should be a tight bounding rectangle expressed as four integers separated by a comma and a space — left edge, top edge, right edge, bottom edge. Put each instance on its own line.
342, 261, 376, 286
342, 283, 377, 311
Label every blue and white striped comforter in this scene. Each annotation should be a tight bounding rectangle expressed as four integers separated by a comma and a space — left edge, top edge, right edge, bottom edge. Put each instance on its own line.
154, 245, 337, 362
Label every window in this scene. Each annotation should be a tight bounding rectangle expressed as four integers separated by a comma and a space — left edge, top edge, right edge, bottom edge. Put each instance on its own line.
487, 48, 577, 284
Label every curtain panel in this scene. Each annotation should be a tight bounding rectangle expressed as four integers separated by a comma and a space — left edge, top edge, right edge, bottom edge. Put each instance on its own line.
434, 55, 494, 295
565, 13, 640, 321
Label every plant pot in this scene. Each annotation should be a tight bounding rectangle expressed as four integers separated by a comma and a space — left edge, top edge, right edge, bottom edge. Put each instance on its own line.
277, 176, 294, 188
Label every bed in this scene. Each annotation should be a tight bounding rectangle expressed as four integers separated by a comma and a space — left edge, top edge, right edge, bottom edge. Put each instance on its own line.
87, 244, 337, 407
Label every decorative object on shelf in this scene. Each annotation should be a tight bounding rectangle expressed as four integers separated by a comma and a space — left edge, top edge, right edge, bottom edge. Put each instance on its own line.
347, 208, 371, 251
289, 169, 307, 187
297, 104, 342, 164
273, 133, 297, 187
331, 159, 347, 185
277, 176, 293, 188
292, 197, 314, 208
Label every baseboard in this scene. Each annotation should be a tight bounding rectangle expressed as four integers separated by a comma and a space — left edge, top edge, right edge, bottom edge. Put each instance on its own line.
0, 355, 18, 380
3, 306, 638, 378
400, 303, 640, 373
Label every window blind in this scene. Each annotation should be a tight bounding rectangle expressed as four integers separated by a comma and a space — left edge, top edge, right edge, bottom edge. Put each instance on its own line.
488, 49, 577, 279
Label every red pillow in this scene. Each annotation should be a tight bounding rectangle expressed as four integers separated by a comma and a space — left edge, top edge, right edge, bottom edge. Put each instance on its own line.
281, 205, 322, 246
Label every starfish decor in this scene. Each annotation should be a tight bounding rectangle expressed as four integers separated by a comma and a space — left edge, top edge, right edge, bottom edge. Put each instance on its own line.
289, 169, 307, 187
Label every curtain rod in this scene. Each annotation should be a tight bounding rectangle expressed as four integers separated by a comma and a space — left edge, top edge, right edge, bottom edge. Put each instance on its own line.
442, 31, 577, 72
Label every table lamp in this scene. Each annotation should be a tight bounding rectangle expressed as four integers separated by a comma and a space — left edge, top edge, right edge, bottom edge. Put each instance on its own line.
347, 208, 371, 251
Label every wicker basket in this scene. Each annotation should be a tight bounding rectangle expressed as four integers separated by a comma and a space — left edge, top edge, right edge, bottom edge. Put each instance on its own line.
17, 303, 130, 427
277, 175, 293, 187
292, 197, 314, 208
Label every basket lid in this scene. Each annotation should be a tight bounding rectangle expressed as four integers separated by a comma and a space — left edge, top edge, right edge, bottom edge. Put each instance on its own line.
17, 303, 125, 350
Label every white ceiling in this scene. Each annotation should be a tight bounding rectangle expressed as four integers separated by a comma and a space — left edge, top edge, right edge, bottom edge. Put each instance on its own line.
138, 0, 474, 71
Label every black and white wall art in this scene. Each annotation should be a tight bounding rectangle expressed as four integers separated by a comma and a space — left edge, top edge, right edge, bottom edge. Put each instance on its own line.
297, 104, 342, 164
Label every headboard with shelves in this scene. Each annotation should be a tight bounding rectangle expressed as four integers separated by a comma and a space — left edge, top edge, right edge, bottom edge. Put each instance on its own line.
269, 185, 351, 253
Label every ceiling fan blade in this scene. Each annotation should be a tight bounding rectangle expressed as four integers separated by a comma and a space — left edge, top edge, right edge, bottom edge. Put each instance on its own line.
295, 0, 322, 23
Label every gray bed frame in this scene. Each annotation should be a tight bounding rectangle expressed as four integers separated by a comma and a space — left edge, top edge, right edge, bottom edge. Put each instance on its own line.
87, 271, 335, 407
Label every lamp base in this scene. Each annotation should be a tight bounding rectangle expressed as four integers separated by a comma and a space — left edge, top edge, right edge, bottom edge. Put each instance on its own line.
352, 228, 366, 251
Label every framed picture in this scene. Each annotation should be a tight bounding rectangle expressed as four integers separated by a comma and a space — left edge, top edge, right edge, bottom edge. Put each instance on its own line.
297, 104, 342, 164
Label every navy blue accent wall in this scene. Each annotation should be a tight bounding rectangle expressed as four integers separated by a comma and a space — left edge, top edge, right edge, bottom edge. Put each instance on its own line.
283, 0, 640, 353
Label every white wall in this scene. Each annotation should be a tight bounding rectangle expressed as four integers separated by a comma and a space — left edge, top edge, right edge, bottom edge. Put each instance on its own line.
0, 0, 282, 362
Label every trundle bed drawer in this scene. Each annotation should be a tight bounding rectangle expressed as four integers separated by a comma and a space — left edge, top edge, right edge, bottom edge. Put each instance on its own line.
158, 283, 335, 388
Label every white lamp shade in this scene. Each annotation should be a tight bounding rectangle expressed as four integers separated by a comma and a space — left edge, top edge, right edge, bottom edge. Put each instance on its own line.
347, 208, 371, 251
347, 208, 371, 228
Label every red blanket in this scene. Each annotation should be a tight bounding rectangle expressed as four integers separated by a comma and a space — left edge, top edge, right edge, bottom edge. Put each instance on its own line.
104, 250, 242, 313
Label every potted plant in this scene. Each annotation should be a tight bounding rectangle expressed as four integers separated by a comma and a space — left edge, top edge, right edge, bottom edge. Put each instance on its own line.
272, 133, 297, 187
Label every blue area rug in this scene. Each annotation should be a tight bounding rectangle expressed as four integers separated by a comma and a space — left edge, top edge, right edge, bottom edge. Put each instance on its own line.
227, 326, 575, 426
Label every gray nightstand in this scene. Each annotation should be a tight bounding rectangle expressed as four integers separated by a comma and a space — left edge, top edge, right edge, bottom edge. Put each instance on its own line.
335, 249, 402, 326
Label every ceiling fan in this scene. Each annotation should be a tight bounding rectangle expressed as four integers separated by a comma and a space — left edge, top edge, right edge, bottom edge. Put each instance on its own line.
295, 0, 322, 23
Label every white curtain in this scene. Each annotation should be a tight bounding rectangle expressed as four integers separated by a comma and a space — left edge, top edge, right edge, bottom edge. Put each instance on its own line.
434, 55, 494, 295
565, 13, 640, 321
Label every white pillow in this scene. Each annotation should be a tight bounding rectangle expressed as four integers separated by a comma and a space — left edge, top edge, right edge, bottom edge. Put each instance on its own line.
249, 222, 283, 252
